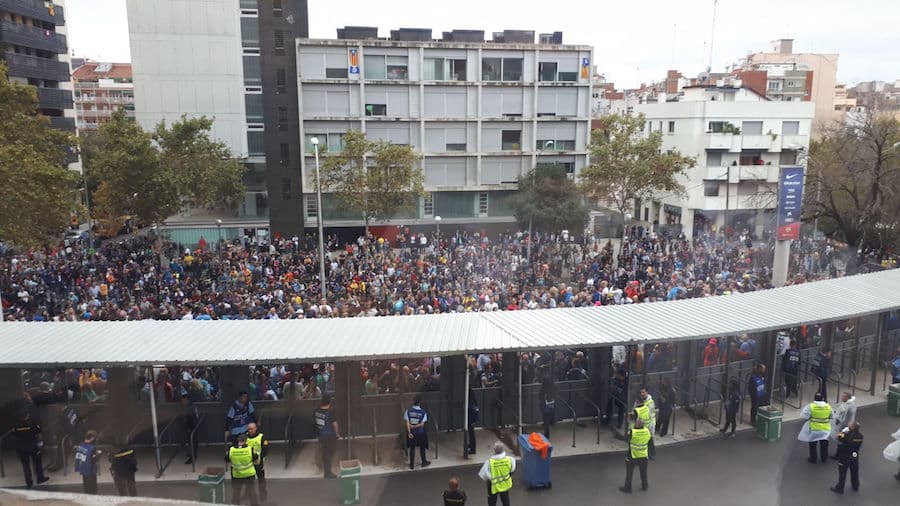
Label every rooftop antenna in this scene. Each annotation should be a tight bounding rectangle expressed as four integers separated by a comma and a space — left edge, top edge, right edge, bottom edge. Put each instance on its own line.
707, 0, 718, 73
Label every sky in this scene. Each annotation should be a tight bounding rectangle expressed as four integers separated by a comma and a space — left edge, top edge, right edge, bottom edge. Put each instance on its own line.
65, 0, 900, 88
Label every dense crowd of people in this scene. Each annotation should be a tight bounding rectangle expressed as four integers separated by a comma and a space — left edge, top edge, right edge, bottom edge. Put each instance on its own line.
1, 227, 866, 323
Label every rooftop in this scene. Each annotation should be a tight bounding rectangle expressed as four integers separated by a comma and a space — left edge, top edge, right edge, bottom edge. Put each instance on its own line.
72, 61, 132, 82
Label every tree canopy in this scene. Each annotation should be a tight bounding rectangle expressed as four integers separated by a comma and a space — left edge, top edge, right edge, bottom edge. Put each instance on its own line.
512, 164, 589, 235
318, 130, 424, 228
580, 113, 695, 222
85, 110, 245, 225
805, 112, 900, 254
0, 62, 81, 247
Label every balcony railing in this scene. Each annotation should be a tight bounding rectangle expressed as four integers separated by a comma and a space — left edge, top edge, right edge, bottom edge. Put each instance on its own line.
48, 115, 75, 131
3, 51, 70, 82
0, 0, 63, 25
36, 86, 72, 110
0, 20, 67, 54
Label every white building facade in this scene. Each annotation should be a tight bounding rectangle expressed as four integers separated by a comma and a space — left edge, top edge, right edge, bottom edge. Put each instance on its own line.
297, 31, 593, 228
636, 84, 814, 239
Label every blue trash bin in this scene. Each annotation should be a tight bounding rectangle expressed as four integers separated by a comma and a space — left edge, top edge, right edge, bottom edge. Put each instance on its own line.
517, 433, 552, 489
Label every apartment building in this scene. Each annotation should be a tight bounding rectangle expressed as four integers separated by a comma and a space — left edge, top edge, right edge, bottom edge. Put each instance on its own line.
71, 61, 134, 132
636, 82, 814, 239
297, 28, 593, 230
126, 0, 308, 240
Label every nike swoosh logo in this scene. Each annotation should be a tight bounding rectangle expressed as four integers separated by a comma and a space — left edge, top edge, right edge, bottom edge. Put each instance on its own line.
786, 174, 799, 179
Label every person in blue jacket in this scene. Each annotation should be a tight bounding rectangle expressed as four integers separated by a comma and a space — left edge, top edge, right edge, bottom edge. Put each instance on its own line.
224, 391, 256, 444
405, 396, 431, 470
74, 430, 101, 495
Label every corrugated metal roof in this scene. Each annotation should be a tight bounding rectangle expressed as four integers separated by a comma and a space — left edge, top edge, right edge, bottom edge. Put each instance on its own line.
1, 270, 898, 367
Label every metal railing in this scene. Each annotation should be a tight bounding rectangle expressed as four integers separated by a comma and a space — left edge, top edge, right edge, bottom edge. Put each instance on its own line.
554, 395, 577, 448
572, 391, 603, 444
189, 414, 206, 473
154, 414, 182, 478
0, 428, 12, 477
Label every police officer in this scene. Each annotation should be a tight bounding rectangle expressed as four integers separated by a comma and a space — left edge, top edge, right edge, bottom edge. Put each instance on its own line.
540, 380, 556, 439
13, 412, 50, 488
620, 417, 651, 493
831, 421, 863, 494
478, 442, 515, 506
74, 430, 101, 495
314, 394, 339, 478
405, 395, 431, 470
246, 422, 269, 503
225, 432, 259, 506
109, 437, 138, 497
224, 391, 256, 445
747, 364, 767, 426
782, 340, 801, 398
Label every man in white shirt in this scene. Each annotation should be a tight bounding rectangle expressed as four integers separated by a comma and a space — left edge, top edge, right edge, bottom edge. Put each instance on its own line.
478, 442, 515, 506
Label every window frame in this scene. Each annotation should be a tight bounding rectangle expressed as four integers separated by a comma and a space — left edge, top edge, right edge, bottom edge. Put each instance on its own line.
501, 130, 522, 151
365, 103, 387, 116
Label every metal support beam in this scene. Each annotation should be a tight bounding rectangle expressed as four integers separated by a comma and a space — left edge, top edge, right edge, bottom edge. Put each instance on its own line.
870, 312, 887, 395
463, 359, 470, 460
147, 367, 161, 474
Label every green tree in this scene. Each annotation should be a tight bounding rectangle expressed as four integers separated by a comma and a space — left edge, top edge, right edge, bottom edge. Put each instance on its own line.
318, 130, 424, 232
512, 164, 589, 236
0, 62, 81, 247
805, 112, 900, 260
580, 113, 695, 248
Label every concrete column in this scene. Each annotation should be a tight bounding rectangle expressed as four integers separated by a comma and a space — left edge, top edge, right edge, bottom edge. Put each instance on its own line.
870, 312, 887, 394
105, 367, 137, 440
773, 239, 791, 287
0, 368, 23, 432
500, 352, 519, 428
821, 322, 835, 350
589, 348, 611, 415
762, 331, 777, 406
439, 355, 466, 431
333, 361, 361, 459
676, 341, 697, 406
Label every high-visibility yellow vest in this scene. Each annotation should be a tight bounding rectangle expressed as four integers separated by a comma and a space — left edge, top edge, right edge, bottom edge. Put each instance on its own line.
489, 456, 513, 495
246, 433, 264, 465
629, 427, 652, 459
633, 404, 650, 428
809, 403, 832, 432
228, 446, 256, 478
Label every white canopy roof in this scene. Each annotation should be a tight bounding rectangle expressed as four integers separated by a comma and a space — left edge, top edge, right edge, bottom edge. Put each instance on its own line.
0, 269, 897, 367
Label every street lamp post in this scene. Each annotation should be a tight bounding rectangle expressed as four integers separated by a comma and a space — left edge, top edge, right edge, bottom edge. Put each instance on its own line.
311, 137, 327, 300
216, 219, 223, 257
434, 215, 441, 240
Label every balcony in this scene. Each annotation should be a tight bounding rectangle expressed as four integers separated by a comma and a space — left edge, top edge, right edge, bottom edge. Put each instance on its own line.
738, 164, 779, 183
780, 134, 809, 151
705, 132, 740, 152
3, 51, 70, 82
0, 0, 64, 25
741, 134, 777, 151
48, 115, 75, 131
0, 20, 67, 54
37, 86, 72, 110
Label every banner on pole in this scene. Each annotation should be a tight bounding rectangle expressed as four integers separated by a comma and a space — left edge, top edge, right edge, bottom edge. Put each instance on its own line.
776, 166, 805, 240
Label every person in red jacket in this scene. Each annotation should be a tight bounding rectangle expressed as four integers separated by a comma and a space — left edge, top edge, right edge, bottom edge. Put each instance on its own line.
703, 339, 720, 367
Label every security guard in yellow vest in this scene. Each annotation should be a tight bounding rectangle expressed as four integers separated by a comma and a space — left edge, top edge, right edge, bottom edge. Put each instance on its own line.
620, 418, 651, 493
479, 442, 515, 506
246, 423, 269, 503
631, 398, 656, 459
225, 432, 259, 506
801, 392, 833, 464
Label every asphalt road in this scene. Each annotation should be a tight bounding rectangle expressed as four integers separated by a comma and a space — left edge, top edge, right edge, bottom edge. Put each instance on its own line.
33, 405, 900, 506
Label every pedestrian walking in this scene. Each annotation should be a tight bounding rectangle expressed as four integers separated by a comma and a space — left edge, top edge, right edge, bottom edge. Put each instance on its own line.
479, 442, 515, 506
656, 380, 674, 437
619, 418, 651, 493
109, 437, 138, 497
815, 348, 832, 399
225, 432, 259, 506
782, 340, 801, 398
246, 423, 269, 503
830, 421, 863, 494
13, 412, 50, 488
74, 430, 101, 495
314, 394, 339, 478
720, 379, 741, 437
747, 364, 767, 426
831, 392, 857, 458
443, 476, 467, 505
467, 389, 479, 456
405, 395, 431, 469
799, 392, 832, 464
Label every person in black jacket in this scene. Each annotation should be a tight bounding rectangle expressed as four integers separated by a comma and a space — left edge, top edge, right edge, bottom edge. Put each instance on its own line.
13, 412, 50, 488
655, 380, 674, 437
109, 437, 138, 497
605, 369, 628, 429
830, 421, 863, 494
720, 379, 741, 437
816, 348, 832, 399
782, 341, 801, 398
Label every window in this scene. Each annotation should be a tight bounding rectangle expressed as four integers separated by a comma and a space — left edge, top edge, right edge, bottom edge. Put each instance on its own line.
424, 58, 467, 81
240, 0, 258, 7
482, 57, 523, 82
364, 55, 385, 79
305, 133, 346, 153
767, 81, 781, 91
365, 103, 387, 116
275, 68, 287, 93
647, 122, 652, 132
244, 93, 263, 123
668, 121, 675, 134
536, 139, 575, 151
782, 121, 800, 135
279, 143, 289, 165
449, 59, 467, 81
243, 55, 261, 85
274, 30, 285, 55
558, 71, 577, 82
479, 193, 489, 215
325, 67, 348, 78
742, 121, 763, 135
501, 130, 521, 150
739, 152, 763, 165
306, 196, 318, 218
365, 55, 408, 80
706, 151, 722, 166
240, 17, 259, 48
786, 80, 798, 87
277, 106, 288, 131
538, 62, 557, 81
272, 0, 282, 16
737, 181, 758, 196
703, 181, 720, 197
424, 58, 444, 80
446, 143, 466, 151
281, 177, 292, 200
247, 131, 264, 157
423, 193, 434, 216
